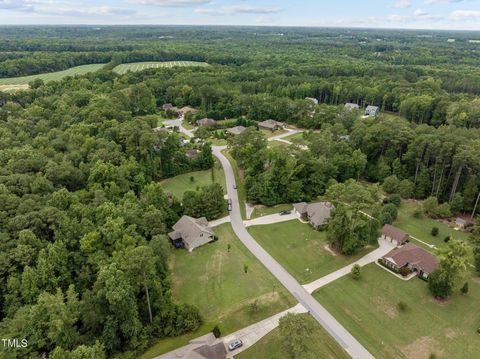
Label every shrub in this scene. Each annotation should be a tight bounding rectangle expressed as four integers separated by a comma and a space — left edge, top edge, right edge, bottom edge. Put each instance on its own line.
351, 264, 361, 280
436, 203, 452, 218
387, 194, 401, 207
399, 179, 414, 199
461, 282, 469, 295
431, 227, 439, 237
444, 236, 451, 243
412, 207, 423, 219
213, 325, 221, 338
397, 301, 408, 312
382, 175, 400, 194
428, 269, 453, 298
190, 176, 195, 182
399, 267, 412, 277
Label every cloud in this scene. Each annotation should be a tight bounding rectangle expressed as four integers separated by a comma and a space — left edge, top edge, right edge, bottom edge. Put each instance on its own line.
0, 0, 34, 11
392, 0, 412, 9
450, 10, 480, 20
195, 5, 281, 16
413, 8, 429, 17
424, 0, 468, 4
129, 0, 211, 6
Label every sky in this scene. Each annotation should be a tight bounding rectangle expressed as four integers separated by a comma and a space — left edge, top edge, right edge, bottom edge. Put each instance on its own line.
0, 0, 479, 30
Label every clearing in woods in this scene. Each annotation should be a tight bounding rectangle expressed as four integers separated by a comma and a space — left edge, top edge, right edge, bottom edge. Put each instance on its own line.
112, 61, 209, 74
0, 63, 106, 86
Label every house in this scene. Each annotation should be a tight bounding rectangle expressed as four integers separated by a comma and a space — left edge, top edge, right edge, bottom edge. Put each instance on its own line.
381, 224, 409, 246
226, 126, 246, 136
186, 342, 227, 359
162, 103, 177, 112
258, 119, 285, 131
381, 243, 439, 279
305, 97, 319, 105
293, 202, 333, 229
178, 106, 198, 116
455, 217, 467, 229
365, 105, 380, 117
344, 103, 360, 111
339, 134, 350, 141
168, 215, 215, 251
196, 118, 216, 127
186, 149, 199, 159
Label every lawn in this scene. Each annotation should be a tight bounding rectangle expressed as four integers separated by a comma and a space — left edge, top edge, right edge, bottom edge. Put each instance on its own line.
141, 224, 296, 358
160, 159, 226, 199
394, 201, 471, 251
314, 264, 480, 359
0, 64, 105, 85
236, 314, 349, 359
248, 220, 376, 284
113, 61, 209, 74
251, 204, 293, 219
261, 129, 288, 138
283, 132, 309, 145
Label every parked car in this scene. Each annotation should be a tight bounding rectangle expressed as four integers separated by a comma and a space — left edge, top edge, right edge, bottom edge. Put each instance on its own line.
228, 199, 233, 211
233, 184, 237, 190
280, 210, 291, 216
228, 339, 243, 351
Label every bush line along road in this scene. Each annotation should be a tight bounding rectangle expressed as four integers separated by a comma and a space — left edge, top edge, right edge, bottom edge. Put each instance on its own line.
212, 145, 374, 359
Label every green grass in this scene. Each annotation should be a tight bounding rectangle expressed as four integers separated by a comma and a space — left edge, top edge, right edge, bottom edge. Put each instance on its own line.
160, 160, 226, 199
113, 61, 209, 74
141, 224, 296, 358
236, 314, 349, 359
314, 264, 480, 359
283, 132, 309, 145
222, 150, 247, 219
0, 64, 106, 85
252, 204, 293, 219
394, 201, 471, 251
248, 220, 376, 284
261, 129, 288, 138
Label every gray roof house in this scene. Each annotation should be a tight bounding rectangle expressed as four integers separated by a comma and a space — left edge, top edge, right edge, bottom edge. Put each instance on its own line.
258, 119, 285, 131
365, 105, 380, 117
345, 103, 360, 111
305, 97, 319, 105
226, 126, 247, 136
162, 103, 177, 111
169, 215, 215, 251
293, 202, 334, 229
196, 118, 217, 127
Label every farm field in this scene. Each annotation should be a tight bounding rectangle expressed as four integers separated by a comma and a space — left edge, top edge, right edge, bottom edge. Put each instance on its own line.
394, 201, 471, 251
248, 220, 376, 284
0, 63, 105, 86
141, 223, 296, 358
236, 314, 349, 359
113, 61, 209, 74
314, 264, 480, 359
159, 159, 226, 199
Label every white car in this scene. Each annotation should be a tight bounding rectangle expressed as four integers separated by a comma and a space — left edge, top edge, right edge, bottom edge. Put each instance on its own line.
228, 339, 243, 351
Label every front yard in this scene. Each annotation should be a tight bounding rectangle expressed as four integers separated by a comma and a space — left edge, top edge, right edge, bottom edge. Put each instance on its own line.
314, 264, 480, 359
159, 159, 226, 199
248, 220, 376, 284
141, 223, 295, 358
236, 314, 349, 359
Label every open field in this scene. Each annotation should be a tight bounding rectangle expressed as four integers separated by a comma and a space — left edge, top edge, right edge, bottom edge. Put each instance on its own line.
248, 220, 376, 284
236, 313, 349, 359
314, 264, 480, 359
394, 201, 471, 251
0, 64, 105, 86
160, 159, 226, 199
141, 224, 296, 358
283, 132, 309, 145
113, 61, 209, 74
251, 203, 293, 219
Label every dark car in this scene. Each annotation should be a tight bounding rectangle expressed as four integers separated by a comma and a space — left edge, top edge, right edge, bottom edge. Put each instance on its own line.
280, 210, 291, 216
228, 339, 243, 351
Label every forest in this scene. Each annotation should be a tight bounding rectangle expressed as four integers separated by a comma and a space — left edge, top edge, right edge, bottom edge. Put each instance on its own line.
1, 25, 480, 358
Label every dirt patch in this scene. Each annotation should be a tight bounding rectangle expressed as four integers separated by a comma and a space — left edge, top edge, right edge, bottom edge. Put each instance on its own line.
444, 328, 460, 340
344, 308, 362, 323
371, 296, 398, 319
401, 336, 443, 359
0, 84, 30, 92
323, 244, 338, 256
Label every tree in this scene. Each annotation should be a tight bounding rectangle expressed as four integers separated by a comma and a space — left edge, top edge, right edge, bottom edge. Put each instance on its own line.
243, 263, 249, 274
382, 175, 400, 194
278, 314, 316, 359
212, 325, 221, 338
182, 183, 226, 220
381, 203, 398, 225
399, 179, 414, 199
461, 282, 469, 295
351, 264, 361, 280
431, 227, 439, 237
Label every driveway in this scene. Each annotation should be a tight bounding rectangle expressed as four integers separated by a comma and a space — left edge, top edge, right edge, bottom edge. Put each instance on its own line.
302, 238, 396, 294
209, 216, 231, 228
244, 213, 297, 227
212, 146, 374, 359
163, 116, 194, 138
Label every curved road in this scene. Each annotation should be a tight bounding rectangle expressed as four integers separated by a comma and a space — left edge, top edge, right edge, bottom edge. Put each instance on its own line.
212, 146, 374, 359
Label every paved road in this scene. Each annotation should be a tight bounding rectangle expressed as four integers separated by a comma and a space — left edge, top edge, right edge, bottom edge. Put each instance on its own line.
163, 116, 195, 138
212, 146, 374, 359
